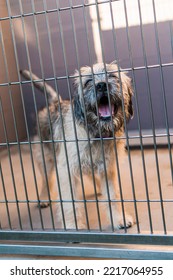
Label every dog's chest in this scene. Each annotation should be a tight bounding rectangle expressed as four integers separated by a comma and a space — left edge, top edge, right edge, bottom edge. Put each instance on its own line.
57, 113, 120, 174
78, 140, 114, 173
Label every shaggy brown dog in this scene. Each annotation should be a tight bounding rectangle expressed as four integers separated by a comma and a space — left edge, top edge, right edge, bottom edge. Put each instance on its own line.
21, 62, 134, 230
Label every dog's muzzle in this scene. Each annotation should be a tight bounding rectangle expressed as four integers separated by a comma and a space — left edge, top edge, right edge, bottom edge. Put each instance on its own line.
96, 82, 117, 121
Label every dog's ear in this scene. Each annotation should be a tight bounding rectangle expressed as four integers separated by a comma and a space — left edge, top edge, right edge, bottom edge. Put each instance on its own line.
121, 73, 134, 121
128, 96, 134, 120
127, 81, 134, 120
73, 93, 85, 124
110, 60, 117, 65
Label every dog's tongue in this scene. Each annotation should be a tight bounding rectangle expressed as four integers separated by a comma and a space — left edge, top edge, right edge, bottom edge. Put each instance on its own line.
99, 104, 114, 117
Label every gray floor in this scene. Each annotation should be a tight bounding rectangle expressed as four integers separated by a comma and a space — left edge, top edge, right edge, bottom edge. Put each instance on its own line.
1, 144, 173, 234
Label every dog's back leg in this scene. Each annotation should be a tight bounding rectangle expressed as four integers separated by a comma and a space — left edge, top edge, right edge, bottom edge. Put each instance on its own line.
33, 137, 57, 208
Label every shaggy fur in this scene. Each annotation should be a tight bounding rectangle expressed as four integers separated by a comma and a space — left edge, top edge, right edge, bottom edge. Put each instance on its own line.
21, 62, 134, 230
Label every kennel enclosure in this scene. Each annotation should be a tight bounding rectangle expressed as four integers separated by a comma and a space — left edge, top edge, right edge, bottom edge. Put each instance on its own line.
0, 0, 173, 259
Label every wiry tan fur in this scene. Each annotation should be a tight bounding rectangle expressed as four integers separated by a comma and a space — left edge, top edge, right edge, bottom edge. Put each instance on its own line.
21, 62, 134, 230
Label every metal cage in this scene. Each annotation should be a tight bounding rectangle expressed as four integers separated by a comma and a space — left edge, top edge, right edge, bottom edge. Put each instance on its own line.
0, 0, 173, 259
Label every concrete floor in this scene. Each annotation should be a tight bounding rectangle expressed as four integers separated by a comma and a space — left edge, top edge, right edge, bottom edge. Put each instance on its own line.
0, 144, 173, 234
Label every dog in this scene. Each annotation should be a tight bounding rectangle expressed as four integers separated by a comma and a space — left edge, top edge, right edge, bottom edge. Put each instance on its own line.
21, 62, 134, 230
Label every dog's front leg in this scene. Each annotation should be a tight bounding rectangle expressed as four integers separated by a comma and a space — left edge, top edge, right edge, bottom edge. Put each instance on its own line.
99, 169, 134, 230
57, 169, 87, 230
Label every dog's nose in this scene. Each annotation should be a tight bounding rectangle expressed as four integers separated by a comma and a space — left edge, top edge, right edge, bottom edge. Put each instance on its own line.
96, 82, 107, 93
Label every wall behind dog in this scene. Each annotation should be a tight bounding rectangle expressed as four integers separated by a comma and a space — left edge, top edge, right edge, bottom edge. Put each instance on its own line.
0, 0, 27, 144
1, 0, 173, 137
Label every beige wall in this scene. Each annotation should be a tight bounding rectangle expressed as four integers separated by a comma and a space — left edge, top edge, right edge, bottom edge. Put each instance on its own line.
0, 1, 26, 144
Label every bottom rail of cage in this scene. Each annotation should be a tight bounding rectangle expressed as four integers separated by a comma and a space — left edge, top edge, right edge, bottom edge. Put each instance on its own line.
0, 230, 173, 245
0, 242, 173, 259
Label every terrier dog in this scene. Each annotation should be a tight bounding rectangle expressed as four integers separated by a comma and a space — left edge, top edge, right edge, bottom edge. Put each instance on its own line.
21, 62, 134, 230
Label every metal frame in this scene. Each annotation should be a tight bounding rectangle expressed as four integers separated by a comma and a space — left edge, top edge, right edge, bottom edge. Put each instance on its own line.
1, 231, 173, 259
0, 0, 173, 259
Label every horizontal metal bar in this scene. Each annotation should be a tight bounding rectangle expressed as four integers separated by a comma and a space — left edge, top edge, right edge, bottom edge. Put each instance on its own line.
0, 243, 173, 259
0, 0, 120, 22
0, 130, 173, 147
0, 198, 173, 204
0, 231, 173, 246
0, 62, 173, 87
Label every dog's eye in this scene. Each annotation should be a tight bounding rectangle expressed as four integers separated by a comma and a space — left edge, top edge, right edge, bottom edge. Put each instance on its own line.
109, 73, 116, 78
84, 79, 93, 87
109, 73, 119, 82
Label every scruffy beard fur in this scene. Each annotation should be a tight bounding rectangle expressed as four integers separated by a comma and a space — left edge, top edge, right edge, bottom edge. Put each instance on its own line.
74, 63, 133, 139
21, 62, 134, 230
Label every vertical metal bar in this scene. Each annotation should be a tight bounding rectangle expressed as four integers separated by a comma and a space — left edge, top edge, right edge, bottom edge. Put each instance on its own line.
92, 0, 117, 231
152, 0, 173, 182
135, 0, 166, 233
0, 19, 33, 230
108, 0, 135, 232
81, 1, 102, 231
0, 96, 22, 229
120, 0, 154, 232
93, 0, 136, 231
132, 0, 154, 233
121, 0, 142, 233
102, 2, 136, 232
56, 0, 96, 232
0, 160, 12, 229
85, 1, 128, 232
151, 0, 171, 233
30, 0, 66, 230
169, 21, 173, 58
55, 0, 80, 230
68, 0, 99, 231
17, 0, 55, 230
6, 0, 45, 230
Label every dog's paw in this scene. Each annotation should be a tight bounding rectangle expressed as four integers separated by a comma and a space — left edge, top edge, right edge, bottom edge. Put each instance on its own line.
117, 214, 134, 229
38, 191, 57, 208
38, 201, 50, 208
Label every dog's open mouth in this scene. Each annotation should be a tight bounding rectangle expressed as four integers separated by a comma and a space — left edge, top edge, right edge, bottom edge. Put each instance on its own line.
98, 96, 115, 120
